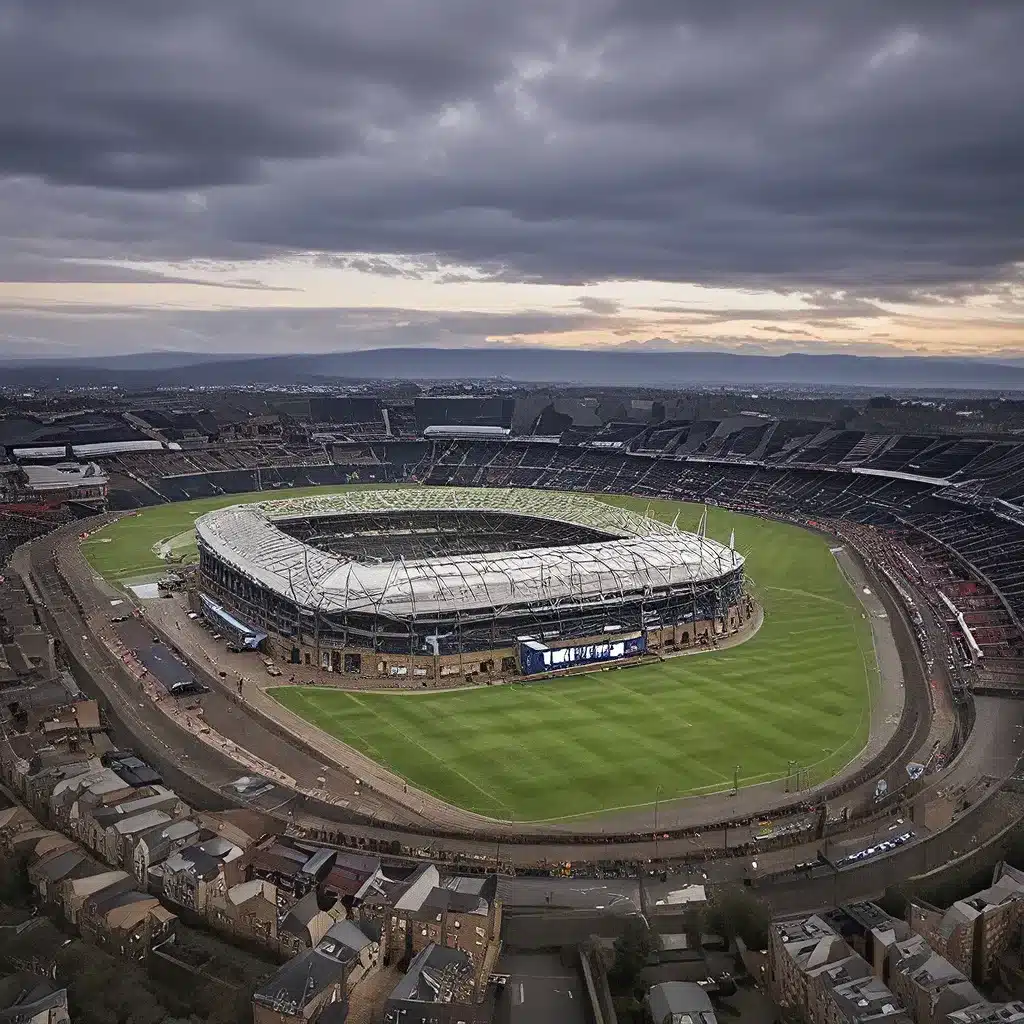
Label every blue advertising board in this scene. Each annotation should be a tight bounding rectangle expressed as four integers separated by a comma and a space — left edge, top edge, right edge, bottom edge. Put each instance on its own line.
518, 632, 646, 676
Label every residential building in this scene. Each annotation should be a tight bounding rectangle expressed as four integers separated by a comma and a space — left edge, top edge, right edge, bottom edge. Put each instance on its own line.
279, 890, 344, 957
322, 851, 380, 905
101, 809, 172, 869
0, 807, 39, 854
770, 913, 851, 1012
27, 847, 95, 907
28, 834, 77, 867
79, 786, 187, 855
0, 826, 64, 866
59, 869, 132, 926
816, 969, 911, 1024
382, 943, 487, 1024
207, 878, 280, 948
252, 919, 377, 1024
826, 903, 911, 979
246, 835, 317, 897
79, 887, 177, 961
888, 934, 983, 1024
910, 864, 1024, 984
48, 764, 125, 832
131, 817, 200, 885
101, 751, 161, 789
0, 973, 70, 1024
394, 877, 502, 979
946, 1002, 1024, 1024
157, 836, 242, 914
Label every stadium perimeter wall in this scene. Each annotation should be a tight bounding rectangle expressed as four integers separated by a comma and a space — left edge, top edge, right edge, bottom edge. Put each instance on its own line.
195, 592, 758, 685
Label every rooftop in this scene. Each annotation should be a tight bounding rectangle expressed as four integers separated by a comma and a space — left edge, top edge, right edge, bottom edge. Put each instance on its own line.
948, 1002, 1024, 1024
773, 914, 849, 974
253, 920, 372, 1014
386, 942, 476, 1009
0, 972, 66, 1021
890, 934, 977, 998
196, 487, 742, 618
829, 972, 909, 1024
647, 981, 717, 1024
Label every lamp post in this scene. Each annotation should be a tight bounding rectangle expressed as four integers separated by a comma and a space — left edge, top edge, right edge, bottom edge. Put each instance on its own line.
733, 764, 740, 794
654, 785, 662, 861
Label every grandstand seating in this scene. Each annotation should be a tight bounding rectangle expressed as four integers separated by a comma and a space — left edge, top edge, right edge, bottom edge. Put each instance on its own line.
79, 423, 1024, 631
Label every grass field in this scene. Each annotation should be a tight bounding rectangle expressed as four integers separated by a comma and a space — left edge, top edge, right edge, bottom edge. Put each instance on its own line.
81, 483, 399, 584
83, 487, 878, 822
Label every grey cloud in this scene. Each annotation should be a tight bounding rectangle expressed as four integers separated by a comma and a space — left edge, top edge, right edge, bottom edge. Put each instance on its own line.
0, 304, 617, 359
0, 0, 1022, 307
0, 254, 293, 290
578, 296, 620, 315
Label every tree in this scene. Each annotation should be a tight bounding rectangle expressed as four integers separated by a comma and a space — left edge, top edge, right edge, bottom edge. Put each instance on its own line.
704, 888, 770, 950
681, 903, 706, 949
609, 918, 652, 996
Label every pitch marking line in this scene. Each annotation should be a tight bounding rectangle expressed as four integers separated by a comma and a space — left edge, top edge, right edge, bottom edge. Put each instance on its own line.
339, 691, 513, 816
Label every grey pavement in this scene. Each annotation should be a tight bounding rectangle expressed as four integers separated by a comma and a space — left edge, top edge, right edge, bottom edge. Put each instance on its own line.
496, 954, 587, 1024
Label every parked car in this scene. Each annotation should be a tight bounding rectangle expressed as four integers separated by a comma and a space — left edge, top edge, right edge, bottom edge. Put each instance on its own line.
169, 679, 209, 697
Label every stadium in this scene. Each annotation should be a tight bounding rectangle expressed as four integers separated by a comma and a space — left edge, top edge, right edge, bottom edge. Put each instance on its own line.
194, 487, 751, 679
12, 397, 1013, 842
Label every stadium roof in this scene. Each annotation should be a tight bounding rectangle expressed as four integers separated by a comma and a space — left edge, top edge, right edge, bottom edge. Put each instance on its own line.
195, 488, 743, 619
22, 462, 109, 491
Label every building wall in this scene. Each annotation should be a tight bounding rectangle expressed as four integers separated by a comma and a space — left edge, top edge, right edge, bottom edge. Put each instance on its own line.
769, 929, 809, 1011
206, 893, 279, 950
888, 968, 930, 1024
261, 597, 754, 684
980, 902, 1024, 982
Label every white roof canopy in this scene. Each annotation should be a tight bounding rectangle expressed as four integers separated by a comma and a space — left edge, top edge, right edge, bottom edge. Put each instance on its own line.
195, 487, 742, 620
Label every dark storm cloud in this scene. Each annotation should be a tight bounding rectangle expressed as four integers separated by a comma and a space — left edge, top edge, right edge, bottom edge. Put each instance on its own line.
1, 0, 1023, 294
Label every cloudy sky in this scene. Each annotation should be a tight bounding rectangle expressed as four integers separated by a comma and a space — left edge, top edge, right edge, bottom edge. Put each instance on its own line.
1, 0, 1022, 360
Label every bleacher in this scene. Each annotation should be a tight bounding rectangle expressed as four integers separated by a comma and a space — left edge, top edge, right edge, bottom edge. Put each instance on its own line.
861, 434, 937, 472
792, 429, 865, 466
759, 419, 826, 462
74, 418, 1024, 637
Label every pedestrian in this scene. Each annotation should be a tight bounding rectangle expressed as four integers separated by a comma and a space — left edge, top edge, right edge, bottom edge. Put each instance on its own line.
237, 677, 243, 697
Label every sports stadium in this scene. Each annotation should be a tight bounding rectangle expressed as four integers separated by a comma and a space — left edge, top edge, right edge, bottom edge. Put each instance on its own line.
16, 398, 1018, 865
193, 487, 750, 678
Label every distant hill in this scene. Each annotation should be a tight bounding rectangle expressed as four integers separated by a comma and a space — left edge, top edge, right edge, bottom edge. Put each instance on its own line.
4, 347, 1024, 390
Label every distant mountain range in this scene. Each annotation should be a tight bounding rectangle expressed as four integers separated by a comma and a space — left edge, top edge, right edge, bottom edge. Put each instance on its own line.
4, 347, 1024, 390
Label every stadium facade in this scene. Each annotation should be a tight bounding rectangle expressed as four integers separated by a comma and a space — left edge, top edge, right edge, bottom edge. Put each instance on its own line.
194, 487, 753, 680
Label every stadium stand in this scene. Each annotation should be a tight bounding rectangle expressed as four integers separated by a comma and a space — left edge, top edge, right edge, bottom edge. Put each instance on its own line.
25, 415, 1023, 644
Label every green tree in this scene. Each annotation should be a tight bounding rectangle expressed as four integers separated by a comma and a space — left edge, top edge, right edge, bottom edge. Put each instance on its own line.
609, 917, 652, 996
705, 888, 770, 950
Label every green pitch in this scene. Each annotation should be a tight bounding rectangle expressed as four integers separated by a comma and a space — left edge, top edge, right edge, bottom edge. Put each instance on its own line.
82, 486, 877, 822
270, 496, 879, 822
81, 483, 398, 584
